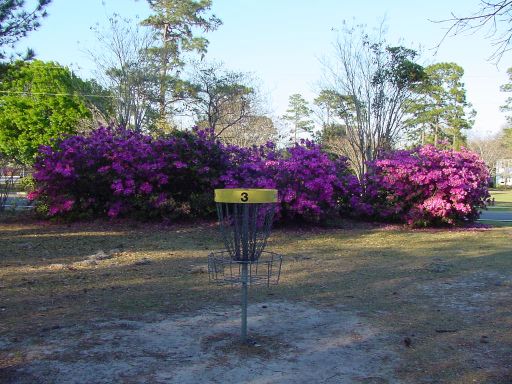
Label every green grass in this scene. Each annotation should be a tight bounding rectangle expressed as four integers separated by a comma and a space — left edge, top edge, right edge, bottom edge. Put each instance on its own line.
480, 190, 512, 227
489, 189, 512, 209
1, 217, 511, 383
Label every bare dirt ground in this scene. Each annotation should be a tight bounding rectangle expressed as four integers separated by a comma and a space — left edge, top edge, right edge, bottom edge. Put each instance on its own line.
1, 301, 400, 384
1, 218, 511, 383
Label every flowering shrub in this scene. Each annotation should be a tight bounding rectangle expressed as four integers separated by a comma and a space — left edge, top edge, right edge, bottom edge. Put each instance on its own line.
32, 125, 487, 227
221, 140, 361, 221
275, 142, 361, 221
220, 142, 278, 192
154, 129, 230, 217
31, 127, 360, 222
362, 145, 490, 226
30, 126, 229, 219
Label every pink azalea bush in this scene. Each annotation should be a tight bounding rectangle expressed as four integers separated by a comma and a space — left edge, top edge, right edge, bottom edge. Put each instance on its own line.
362, 145, 491, 226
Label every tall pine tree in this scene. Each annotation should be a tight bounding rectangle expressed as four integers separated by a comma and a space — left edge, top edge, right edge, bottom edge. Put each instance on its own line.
142, 0, 221, 123
282, 94, 314, 142
0, 0, 52, 60
406, 62, 475, 149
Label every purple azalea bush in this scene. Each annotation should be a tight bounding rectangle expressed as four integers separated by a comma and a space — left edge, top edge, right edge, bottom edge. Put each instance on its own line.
362, 145, 491, 226
275, 142, 361, 221
30, 127, 229, 219
221, 140, 361, 221
30, 128, 360, 222
30, 125, 490, 227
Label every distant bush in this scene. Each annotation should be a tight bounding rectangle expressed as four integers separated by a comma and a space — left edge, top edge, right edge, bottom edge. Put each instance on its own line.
361, 145, 491, 226
18, 175, 36, 193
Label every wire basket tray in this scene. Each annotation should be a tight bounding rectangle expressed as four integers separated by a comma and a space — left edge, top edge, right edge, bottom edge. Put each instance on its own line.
208, 250, 283, 287
216, 202, 275, 262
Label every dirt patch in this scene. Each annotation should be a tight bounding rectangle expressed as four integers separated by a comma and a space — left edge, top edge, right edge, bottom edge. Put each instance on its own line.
1, 301, 401, 384
405, 270, 512, 382
419, 270, 512, 314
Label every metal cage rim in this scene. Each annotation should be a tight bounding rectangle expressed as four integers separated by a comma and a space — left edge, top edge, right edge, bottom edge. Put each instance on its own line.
214, 188, 278, 204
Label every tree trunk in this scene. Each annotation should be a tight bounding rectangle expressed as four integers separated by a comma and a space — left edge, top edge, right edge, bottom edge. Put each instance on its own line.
434, 122, 439, 147
159, 24, 169, 120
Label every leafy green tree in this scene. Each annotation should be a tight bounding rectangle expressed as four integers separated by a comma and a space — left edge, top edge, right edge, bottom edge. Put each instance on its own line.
0, 61, 100, 164
282, 93, 314, 142
503, 127, 512, 150
499, 67, 512, 152
500, 67, 512, 125
0, 0, 52, 60
313, 90, 352, 156
406, 62, 475, 149
142, 0, 221, 121
314, 89, 346, 131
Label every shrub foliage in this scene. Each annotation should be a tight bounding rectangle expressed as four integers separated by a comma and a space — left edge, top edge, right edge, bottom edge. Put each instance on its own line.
221, 141, 361, 221
30, 127, 229, 219
30, 127, 490, 226
31, 127, 358, 222
362, 145, 490, 226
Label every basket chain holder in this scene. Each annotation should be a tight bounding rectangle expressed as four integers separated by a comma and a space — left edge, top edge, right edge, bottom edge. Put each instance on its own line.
209, 189, 282, 343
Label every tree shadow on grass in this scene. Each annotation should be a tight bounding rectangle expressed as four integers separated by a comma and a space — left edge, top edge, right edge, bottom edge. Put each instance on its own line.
270, 245, 512, 383
0, 219, 223, 265
2, 244, 511, 383
1, 221, 511, 382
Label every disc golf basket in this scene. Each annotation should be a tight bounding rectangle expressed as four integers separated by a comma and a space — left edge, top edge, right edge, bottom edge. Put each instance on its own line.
208, 188, 283, 343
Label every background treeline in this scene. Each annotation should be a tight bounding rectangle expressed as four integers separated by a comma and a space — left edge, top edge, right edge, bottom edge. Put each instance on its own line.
1, 1, 510, 225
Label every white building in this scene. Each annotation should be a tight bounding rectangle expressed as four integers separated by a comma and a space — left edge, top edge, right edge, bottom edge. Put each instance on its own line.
496, 159, 512, 186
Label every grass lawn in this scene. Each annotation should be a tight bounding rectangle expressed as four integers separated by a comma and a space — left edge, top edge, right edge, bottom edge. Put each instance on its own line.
489, 189, 512, 209
478, 190, 512, 227
0, 215, 511, 383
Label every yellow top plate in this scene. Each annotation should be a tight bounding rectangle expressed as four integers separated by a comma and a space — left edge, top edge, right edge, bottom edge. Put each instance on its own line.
214, 189, 278, 204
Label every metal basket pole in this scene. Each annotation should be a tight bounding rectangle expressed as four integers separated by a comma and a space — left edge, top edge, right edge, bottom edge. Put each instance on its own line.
212, 189, 280, 343
241, 262, 248, 341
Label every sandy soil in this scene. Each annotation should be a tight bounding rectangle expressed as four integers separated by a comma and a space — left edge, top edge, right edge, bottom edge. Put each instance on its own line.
1, 301, 401, 384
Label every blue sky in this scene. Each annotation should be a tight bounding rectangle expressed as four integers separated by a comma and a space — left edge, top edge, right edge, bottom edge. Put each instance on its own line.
17, 0, 512, 138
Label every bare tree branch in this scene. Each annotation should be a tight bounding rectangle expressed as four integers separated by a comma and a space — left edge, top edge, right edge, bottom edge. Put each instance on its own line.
320, 24, 424, 179
433, 1, 512, 62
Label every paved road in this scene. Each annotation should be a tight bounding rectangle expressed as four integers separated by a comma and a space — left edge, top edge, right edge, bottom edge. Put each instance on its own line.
479, 210, 512, 221
1, 195, 32, 210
